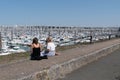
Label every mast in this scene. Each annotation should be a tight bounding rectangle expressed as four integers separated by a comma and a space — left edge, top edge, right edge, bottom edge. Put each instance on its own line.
0, 32, 2, 51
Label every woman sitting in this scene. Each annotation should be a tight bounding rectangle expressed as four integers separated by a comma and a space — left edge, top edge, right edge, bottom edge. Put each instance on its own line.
41, 36, 59, 58
30, 37, 42, 60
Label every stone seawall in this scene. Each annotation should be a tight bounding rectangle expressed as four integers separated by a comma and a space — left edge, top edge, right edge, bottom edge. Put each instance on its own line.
19, 43, 120, 80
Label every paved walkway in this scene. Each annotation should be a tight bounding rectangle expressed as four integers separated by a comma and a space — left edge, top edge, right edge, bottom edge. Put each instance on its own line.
0, 39, 120, 80
59, 47, 120, 80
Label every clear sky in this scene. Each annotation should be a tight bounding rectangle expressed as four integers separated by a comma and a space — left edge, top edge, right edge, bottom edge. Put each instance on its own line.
0, 0, 120, 27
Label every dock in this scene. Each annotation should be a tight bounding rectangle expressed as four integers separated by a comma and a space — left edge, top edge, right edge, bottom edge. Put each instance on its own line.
0, 38, 119, 80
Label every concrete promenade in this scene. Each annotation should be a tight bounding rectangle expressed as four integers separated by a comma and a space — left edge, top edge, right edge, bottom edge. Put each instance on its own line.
59, 48, 120, 80
0, 39, 120, 80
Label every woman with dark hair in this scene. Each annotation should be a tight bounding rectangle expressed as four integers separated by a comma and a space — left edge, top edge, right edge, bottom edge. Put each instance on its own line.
30, 37, 42, 60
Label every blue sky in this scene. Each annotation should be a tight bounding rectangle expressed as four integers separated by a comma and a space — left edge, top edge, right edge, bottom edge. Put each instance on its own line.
0, 0, 120, 27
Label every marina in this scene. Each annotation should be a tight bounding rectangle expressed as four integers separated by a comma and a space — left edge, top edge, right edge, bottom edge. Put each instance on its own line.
0, 26, 120, 56
0, 1, 120, 80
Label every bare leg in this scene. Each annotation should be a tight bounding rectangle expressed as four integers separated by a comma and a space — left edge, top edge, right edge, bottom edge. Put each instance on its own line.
55, 52, 60, 56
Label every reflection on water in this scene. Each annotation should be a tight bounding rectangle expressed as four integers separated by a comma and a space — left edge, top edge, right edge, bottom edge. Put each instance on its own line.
19, 45, 30, 52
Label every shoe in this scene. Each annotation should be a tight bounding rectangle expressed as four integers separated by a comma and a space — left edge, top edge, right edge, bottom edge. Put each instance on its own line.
41, 55, 48, 59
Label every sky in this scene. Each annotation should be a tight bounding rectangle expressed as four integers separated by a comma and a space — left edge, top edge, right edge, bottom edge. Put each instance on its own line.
0, 0, 120, 27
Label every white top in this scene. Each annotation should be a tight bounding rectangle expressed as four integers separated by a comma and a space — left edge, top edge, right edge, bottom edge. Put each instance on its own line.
47, 42, 56, 51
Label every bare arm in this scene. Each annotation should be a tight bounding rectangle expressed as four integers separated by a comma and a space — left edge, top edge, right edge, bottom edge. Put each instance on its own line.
29, 44, 33, 53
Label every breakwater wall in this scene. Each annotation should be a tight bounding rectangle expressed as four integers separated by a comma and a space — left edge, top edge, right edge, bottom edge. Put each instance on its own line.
19, 43, 120, 80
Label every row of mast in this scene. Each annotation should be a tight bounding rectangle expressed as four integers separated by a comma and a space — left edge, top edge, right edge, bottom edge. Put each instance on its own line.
0, 26, 120, 50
